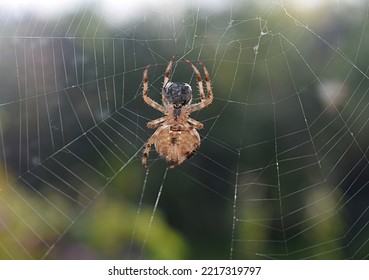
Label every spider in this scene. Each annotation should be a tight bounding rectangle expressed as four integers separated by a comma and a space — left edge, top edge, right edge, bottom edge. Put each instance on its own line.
142, 54, 213, 168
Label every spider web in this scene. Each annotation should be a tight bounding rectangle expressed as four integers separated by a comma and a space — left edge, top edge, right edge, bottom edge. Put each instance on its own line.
1, 0, 369, 259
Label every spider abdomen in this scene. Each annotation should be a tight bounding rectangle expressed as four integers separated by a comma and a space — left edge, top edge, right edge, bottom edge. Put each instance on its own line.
154, 126, 200, 168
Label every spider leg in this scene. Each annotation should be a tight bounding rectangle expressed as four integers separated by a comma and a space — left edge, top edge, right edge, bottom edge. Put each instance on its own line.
187, 117, 204, 129
182, 57, 205, 100
199, 61, 213, 102
142, 126, 166, 168
142, 65, 165, 113
147, 116, 166, 128
162, 54, 177, 106
189, 61, 214, 113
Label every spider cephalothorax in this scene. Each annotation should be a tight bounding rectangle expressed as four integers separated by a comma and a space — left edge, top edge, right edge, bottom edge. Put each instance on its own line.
163, 82, 192, 117
142, 54, 213, 168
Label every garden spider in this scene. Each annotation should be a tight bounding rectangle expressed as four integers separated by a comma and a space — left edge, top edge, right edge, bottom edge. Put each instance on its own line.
142, 54, 213, 168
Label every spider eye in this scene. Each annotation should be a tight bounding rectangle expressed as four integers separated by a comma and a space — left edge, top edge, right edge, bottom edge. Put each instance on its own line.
164, 82, 192, 106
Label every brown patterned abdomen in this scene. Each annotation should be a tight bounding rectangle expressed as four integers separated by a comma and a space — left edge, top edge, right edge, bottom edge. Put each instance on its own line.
154, 127, 200, 166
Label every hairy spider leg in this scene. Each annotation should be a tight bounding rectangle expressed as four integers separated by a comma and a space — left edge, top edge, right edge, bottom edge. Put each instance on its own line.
187, 117, 204, 129
182, 57, 206, 100
182, 58, 213, 113
198, 61, 213, 102
162, 54, 177, 106
146, 116, 167, 128
142, 125, 167, 168
142, 65, 165, 113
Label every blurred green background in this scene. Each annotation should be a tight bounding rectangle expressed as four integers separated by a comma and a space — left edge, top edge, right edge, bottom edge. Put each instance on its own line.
1, 0, 369, 259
